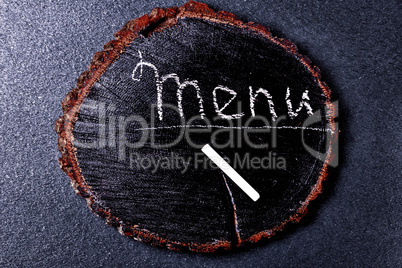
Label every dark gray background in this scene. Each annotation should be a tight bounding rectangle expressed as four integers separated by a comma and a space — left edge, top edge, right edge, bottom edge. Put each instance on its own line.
0, 0, 400, 267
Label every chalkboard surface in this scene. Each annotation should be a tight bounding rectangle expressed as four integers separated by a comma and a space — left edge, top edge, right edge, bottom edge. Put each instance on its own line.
56, 1, 337, 252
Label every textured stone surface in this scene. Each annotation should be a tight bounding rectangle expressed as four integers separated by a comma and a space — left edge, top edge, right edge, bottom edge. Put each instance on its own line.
0, 0, 400, 266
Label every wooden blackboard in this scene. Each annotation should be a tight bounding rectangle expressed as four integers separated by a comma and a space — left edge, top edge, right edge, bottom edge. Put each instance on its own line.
56, 1, 338, 252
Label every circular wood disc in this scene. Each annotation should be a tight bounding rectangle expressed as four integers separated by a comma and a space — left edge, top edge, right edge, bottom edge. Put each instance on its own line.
56, 1, 338, 252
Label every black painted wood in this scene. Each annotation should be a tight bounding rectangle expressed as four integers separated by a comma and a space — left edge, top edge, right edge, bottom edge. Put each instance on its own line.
62, 2, 336, 252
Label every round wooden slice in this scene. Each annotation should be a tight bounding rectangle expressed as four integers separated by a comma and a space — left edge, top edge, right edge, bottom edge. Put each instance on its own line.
55, 1, 338, 252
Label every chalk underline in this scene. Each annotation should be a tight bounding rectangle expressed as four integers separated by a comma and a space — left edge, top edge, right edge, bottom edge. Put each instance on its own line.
128, 124, 334, 133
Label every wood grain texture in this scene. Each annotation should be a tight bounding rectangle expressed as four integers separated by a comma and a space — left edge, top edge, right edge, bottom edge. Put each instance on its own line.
55, 1, 337, 252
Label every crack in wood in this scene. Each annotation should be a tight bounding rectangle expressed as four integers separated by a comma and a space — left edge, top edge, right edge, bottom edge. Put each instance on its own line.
222, 173, 242, 248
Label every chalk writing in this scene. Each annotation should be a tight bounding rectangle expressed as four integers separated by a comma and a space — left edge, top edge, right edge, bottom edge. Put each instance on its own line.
132, 51, 314, 122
